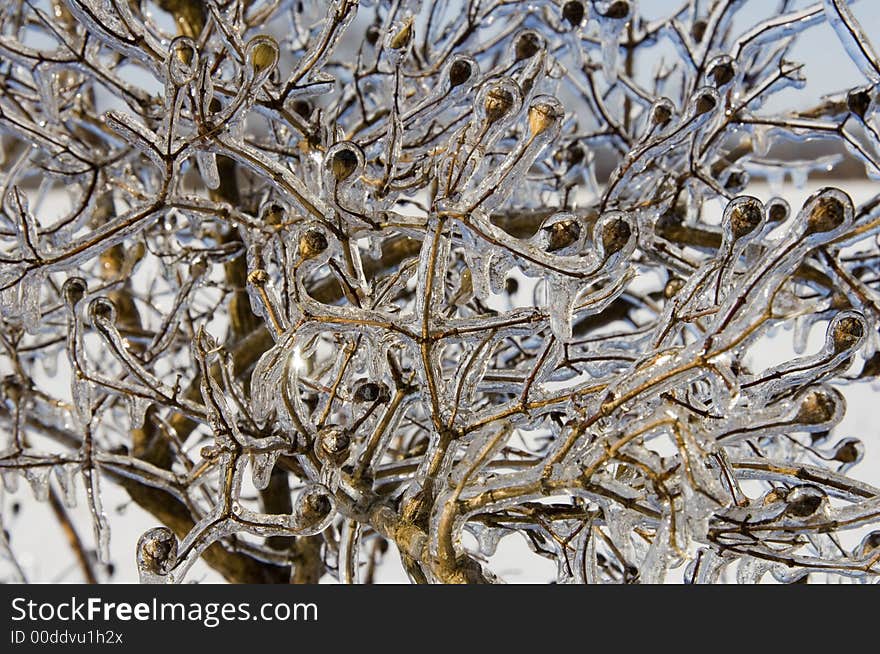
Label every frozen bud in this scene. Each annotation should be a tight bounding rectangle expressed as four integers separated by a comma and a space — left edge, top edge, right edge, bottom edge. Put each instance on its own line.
514, 31, 544, 61
766, 199, 789, 224
806, 195, 846, 235
601, 217, 632, 255
830, 312, 865, 353
694, 91, 718, 116
88, 297, 116, 325
726, 198, 763, 240
528, 97, 564, 137
136, 527, 177, 575
708, 57, 735, 87
200, 445, 219, 460
262, 203, 286, 228
171, 39, 196, 65
247, 269, 270, 286
247, 35, 279, 77
295, 485, 335, 532
562, 1, 585, 27
601, 1, 630, 19
783, 485, 827, 518
353, 380, 390, 403
831, 438, 863, 465
651, 99, 675, 127
847, 88, 871, 119
317, 426, 351, 462
327, 143, 362, 182
62, 277, 87, 308
664, 277, 685, 298
304, 492, 331, 517
448, 56, 475, 88
543, 219, 581, 253
483, 83, 518, 125
168, 37, 199, 86
795, 389, 838, 425
389, 18, 414, 50
299, 229, 328, 259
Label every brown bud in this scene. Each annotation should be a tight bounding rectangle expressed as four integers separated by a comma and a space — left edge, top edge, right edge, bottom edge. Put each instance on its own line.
353, 380, 390, 403
832, 438, 863, 464
62, 277, 87, 307
806, 196, 846, 235
484, 86, 516, 124
856, 531, 880, 557
449, 59, 473, 88
318, 426, 351, 457
2, 376, 24, 403
390, 19, 414, 50
247, 269, 270, 286
514, 32, 543, 61
544, 219, 581, 252
89, 297, 116, 324
299, 230, 328, 259
784, 485, 826, 518
728, 202, 762, 240
137, 527, 177, 575
562, 1, 585, 27
710, 61, 735, 87
601, 218, 632, 254
528, 100, 563, 137
691, 20, 707, 43
248, 37, 279, 75
365, 24, 380, 46
292, 99, 312, 119
173, 41, 196, 67
695, 92, 717, 115
263, 203, 285, 227
795, 390, 836, 425
304, 492, 331, 518
563, 142, 586, 167
664, 277, 685, 298
831, 314, 864, 352
767, 201, 788, 224
724, 171, 747, 192
652, 103, 673, 127
602, 1, 630, 19
200, 445, 219, 460
330, 147, 359, 182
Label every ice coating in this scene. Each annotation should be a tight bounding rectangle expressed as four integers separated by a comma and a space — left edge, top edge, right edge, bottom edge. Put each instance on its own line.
0, 0, 879, 585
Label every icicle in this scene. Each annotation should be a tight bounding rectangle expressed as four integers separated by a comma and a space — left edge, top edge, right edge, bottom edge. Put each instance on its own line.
24, 466, 51, 502
250, 449, 282, 491
54, 462, 79, 508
